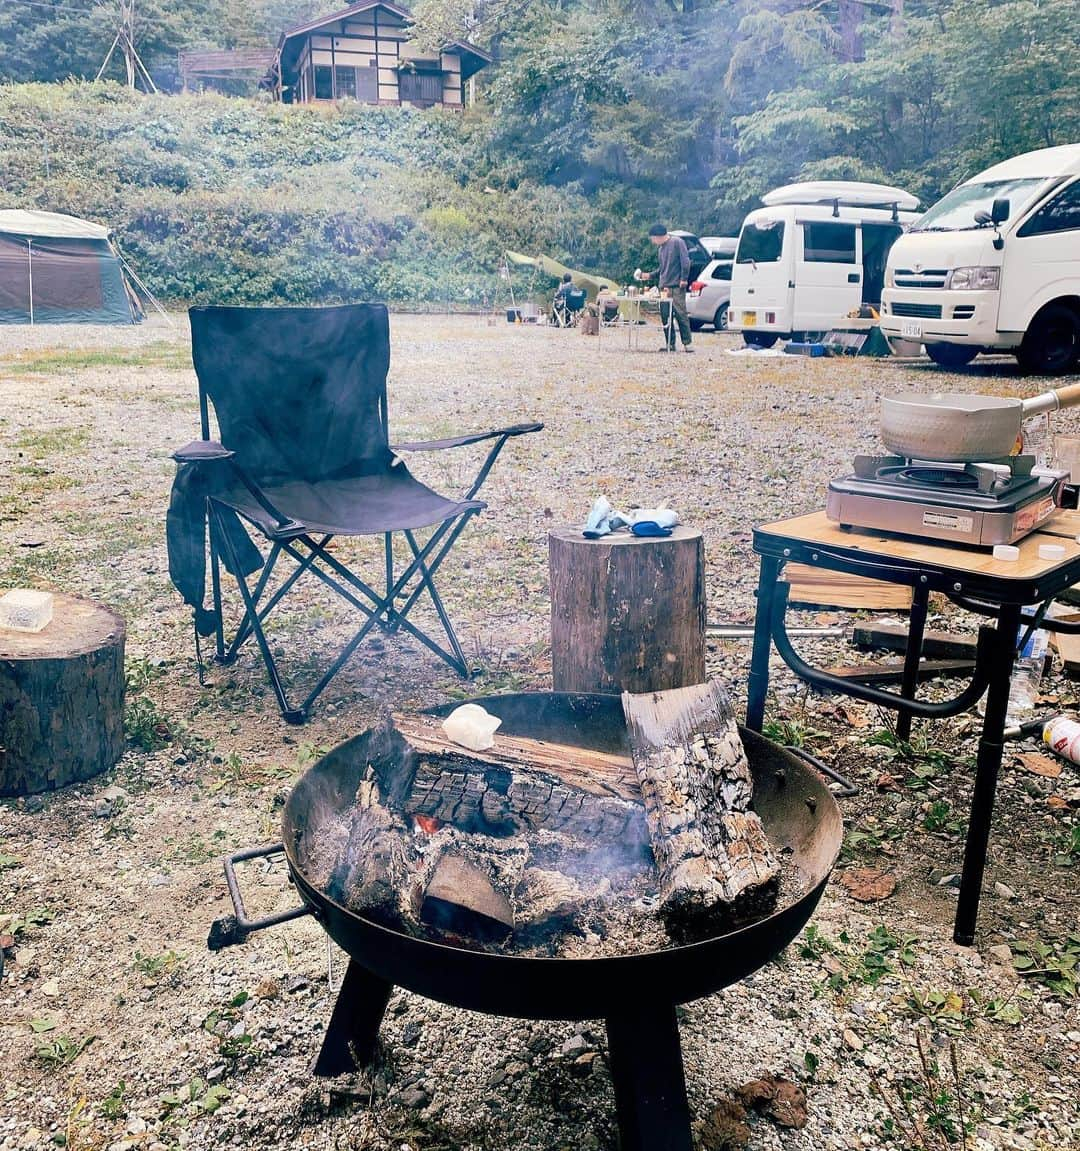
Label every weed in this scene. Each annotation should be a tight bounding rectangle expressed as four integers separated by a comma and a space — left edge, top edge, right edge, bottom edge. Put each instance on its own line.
1, 344, 190, 376
0, 853, 21, 872
762, 716, 830, 749
35, 1033, 95, 1069
840, 819, 903, 863
1010, 933, 1079, 999
133, 950, 183, 981
905, 988, 969, 1032
867, 729, 955, 787
99, 1081, 126, 1121
922, 800, 963, 836
1050, 825, 1080, 867
870, 1032, 970, 1149
13, 426, 90, 454
124, 695, 177, 751
0, 906, 55, 941
125, 656, 162, 694
160, 1078, 229, 1121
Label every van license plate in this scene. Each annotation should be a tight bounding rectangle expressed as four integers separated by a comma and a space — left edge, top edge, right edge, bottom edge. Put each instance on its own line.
900, 320, 922, 339
742, 312, 757, 327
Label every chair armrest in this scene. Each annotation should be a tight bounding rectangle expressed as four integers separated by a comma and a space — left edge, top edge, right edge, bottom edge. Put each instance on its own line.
173, 439, 235, 464
393, 422, 543, 453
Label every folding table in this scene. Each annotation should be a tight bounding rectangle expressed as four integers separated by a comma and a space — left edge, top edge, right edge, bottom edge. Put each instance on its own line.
745, 510, 1080, 945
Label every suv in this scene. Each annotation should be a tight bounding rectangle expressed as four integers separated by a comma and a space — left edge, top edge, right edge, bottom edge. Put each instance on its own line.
687, 258, 732, 330
669, 230, 713, 285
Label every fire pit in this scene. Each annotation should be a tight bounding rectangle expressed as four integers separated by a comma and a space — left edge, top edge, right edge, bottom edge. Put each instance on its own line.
210, 692, 842, 1151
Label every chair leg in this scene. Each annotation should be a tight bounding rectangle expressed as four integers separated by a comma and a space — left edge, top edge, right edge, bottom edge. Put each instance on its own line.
207, 504, 226, 663
404, 529, 468, 672
210, 504, 305, 723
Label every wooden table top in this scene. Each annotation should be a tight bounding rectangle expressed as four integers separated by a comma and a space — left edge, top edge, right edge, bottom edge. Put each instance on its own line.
756, 510, 1080, 585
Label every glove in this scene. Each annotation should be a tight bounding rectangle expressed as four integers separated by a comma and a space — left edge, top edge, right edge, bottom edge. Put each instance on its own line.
629, 507, 680, 537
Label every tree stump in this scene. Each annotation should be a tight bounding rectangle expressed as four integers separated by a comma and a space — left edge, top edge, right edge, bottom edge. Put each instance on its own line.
549, 527, 705, 694
0, 593, 126, 797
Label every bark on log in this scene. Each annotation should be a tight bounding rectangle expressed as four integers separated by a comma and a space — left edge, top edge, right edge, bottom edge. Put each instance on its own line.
0, 593, 125, 797
549, 526, 705, 693
622, 682, 779, 940
388, 712, 646, 846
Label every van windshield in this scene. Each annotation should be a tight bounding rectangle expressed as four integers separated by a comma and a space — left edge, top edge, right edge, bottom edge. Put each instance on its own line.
911, 178, 1046, 232
737, 220, 785, 263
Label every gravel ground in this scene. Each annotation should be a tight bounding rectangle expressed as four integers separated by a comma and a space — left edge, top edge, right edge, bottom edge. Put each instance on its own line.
1, 314, 1078, 1151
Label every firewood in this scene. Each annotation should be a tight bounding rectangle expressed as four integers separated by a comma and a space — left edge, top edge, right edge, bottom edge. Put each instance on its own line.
388, 713, 647, 847
622, 682, 779, 940
323, 776, 416, 930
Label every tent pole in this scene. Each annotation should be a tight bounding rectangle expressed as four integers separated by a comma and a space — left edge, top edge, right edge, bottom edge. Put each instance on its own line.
26, 239, 34, 325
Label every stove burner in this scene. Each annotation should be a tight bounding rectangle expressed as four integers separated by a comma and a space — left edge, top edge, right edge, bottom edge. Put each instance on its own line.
894, 465, 979, 489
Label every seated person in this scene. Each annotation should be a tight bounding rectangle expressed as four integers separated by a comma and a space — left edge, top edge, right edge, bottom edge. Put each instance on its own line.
596, 284, 620, 324
552, 273, 575, 325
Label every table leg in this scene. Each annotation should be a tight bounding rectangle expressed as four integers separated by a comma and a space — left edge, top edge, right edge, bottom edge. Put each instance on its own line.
896, 581, 930, 743
746, 554, 782, 733
954, 603, 1019, 946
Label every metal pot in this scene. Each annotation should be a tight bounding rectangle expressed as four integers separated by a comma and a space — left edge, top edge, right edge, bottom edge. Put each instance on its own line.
881, 383, 1080, 462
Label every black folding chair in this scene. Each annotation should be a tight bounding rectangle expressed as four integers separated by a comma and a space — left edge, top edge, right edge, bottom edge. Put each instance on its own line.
166, 304, 542, 723
552, 287, 587, 328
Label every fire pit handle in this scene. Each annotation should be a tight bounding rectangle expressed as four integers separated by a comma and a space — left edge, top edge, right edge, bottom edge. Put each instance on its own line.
208, 843, 313, 951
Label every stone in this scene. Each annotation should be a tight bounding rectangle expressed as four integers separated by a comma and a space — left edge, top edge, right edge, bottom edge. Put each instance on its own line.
559, 1034, 589, 1058
395, 1085, 431, 1109
987, 944, 1013, 964
994, 881, 1016, 900
842, 1029, 864, 1051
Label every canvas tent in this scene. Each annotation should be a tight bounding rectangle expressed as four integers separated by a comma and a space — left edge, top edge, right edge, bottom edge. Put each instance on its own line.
504, 250, 619, 301
0, 210, 142, 324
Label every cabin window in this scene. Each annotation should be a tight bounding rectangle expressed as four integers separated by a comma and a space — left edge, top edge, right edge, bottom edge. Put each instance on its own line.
400, 70, 443, 103
711, 262, 732, 282
1017, 180, 1080, 237
335, 66, 356, 98
736, 221, 784, 264
314, 65, 333, 99
802, 222, 857, 264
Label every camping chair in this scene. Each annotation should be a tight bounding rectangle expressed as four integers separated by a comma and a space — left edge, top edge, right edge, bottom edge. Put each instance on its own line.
552, 287, 587, 328
166, 304, 542, 723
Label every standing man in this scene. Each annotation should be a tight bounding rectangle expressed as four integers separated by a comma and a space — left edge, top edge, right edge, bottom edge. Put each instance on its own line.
639, 223, 692, 352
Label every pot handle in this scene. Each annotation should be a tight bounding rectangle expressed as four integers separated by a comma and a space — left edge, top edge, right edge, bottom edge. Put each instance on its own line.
207, 843, 314, 951
1023, 381, 1080, 417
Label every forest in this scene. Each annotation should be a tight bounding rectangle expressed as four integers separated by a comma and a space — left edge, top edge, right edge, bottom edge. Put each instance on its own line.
0, 0, 1076, 304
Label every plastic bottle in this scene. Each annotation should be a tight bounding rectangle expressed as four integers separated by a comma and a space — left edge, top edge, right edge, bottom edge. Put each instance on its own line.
1043, 715, 1080, 765
1005, 627, 1049, 727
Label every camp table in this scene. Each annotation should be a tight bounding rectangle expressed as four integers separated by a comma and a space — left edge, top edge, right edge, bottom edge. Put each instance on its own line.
745, 509, 1080, 946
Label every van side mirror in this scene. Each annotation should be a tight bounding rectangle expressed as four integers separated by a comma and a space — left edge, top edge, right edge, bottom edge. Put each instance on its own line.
991, 198, 1010, 224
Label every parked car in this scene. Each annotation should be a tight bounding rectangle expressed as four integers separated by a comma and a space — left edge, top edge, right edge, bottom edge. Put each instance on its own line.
728, 181, 921, 347
880, 143, 1080, 373
699, 236, 739, 259
687, 258, 732, 330
668, 230, 714, 285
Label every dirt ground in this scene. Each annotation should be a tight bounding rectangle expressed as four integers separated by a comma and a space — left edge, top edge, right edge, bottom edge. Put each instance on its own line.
1, 314, 1078, 1151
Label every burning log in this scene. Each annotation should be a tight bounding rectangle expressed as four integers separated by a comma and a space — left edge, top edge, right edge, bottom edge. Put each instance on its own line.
386, 713, 647, 848
417, 830, 528, 943
622, 682, 779, 940
321, 776, 416, 930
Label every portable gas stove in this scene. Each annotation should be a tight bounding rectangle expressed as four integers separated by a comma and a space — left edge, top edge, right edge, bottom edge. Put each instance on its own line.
826, 454, 1069, 547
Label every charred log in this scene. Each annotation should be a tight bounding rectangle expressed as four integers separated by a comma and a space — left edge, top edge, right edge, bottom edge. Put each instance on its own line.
622, 683, 779, 941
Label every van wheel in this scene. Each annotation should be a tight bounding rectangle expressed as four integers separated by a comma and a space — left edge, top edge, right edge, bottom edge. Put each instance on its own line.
1017, 304, 1080, 375
689, 318, 704, 332
926, 342, 978, 368
745, 332, 778, 349
714, 306, 728, 331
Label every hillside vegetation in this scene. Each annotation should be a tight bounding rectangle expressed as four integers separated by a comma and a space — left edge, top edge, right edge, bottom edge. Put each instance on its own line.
0, 0, 1076, 306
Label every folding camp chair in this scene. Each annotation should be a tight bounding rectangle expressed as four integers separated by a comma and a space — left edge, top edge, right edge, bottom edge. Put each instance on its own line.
166, 304, 542, 723
551, 287, 587, 328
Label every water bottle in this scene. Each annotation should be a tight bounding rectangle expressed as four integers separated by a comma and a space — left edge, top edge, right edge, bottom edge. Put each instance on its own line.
1005, 627, 1049, 727
1043, 715, 1080, 765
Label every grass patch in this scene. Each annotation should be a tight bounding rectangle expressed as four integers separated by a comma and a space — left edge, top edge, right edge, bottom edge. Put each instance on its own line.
0, 343, 190, 377
13, 426, 90, 454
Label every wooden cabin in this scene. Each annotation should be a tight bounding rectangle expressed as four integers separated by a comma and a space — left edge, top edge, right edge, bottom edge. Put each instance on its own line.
268, 0, 491, 108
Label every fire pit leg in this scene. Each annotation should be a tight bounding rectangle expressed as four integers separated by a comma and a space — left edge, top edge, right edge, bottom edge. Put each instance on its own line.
312, 961, 394, 1077
605, 1006, 692, 1151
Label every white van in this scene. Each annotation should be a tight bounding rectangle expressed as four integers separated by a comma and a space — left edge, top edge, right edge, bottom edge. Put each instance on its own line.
880, 144, 1080, 374
728, 182, 921, 347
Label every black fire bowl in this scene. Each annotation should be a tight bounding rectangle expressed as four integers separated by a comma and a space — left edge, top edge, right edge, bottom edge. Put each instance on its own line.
265, 692, 843, 1151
